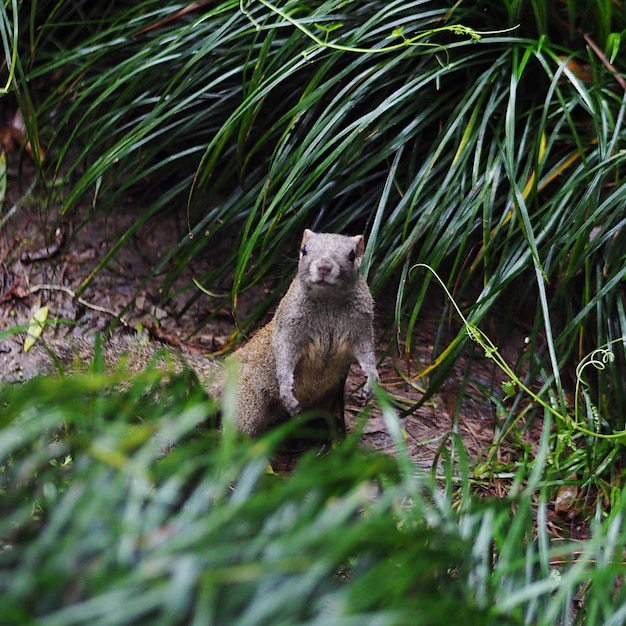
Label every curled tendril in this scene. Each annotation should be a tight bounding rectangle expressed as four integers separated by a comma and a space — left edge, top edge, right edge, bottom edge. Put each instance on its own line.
591, 404, 601, 430
575, 348, 615, 384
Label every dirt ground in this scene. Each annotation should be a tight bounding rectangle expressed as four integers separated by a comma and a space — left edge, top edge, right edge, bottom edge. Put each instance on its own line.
0, 155, 544, 482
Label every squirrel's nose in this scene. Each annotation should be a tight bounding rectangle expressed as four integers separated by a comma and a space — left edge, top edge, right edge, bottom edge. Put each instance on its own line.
316, 260, 333, 276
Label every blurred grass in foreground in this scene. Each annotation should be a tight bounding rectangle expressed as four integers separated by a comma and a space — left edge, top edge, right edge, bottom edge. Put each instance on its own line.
1, 371, 626, 626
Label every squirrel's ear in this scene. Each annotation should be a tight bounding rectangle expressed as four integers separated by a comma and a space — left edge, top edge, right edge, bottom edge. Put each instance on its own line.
353, 235, 365, 257
302, 229, 314, 245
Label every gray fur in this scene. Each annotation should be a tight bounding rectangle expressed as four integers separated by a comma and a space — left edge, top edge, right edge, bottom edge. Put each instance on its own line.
230, 229, 378, 435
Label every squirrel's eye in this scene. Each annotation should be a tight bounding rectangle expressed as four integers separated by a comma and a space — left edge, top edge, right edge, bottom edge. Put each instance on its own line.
301, 245, 307, 256
348, 250, 356, 263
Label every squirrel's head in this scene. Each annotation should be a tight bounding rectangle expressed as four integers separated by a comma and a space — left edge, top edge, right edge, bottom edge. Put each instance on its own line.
298, 229, 365, 288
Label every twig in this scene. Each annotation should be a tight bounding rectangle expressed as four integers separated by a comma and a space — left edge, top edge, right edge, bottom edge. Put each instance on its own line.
29, 283, 128, 325
550, 549, 626, 566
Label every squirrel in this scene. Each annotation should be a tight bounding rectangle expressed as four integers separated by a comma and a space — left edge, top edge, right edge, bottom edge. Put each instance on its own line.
0, 229, 379, 436
228, 229, 379, 435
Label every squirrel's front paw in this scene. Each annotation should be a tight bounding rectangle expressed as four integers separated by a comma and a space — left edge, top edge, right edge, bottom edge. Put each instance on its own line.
362, 375, 378, 402
362, 385, 373, 402
281, 391, 301, 415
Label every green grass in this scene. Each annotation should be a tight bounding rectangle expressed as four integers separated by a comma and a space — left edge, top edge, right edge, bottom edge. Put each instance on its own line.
2, 1, 626, 622
1, 373, 626, 625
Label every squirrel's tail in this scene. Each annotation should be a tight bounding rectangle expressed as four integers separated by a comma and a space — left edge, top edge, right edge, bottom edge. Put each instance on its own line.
0, 331, 218, 391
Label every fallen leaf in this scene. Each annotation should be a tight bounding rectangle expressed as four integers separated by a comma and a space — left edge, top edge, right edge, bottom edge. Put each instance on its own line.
24, 305, 49, 352
555, 480, 579, 512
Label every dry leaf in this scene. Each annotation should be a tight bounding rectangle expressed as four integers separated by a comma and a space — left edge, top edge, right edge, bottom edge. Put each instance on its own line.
554, 480, 579, 512
24, 305, 49, 352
